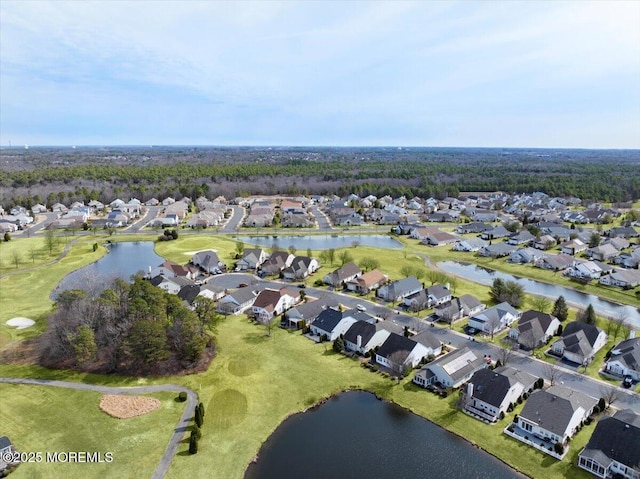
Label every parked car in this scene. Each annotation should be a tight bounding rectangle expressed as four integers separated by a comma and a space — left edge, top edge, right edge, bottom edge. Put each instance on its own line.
623, 376, 633, 388
356, 304, 366, 312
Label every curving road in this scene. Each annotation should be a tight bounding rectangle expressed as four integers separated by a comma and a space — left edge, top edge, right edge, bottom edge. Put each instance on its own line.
0, 377, 196, 479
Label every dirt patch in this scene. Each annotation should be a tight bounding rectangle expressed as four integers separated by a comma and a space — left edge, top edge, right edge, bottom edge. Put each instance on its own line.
99, 394, 161, 419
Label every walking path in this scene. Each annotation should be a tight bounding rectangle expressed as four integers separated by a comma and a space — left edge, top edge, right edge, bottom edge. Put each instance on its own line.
0, 377, 197, 479
0, 239, 79, 279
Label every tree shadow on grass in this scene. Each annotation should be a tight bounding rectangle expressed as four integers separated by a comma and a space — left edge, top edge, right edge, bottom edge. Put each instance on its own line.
243, 332, 270, 344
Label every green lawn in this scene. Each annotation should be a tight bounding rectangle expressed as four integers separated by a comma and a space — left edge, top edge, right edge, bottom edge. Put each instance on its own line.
0, 384, 182, 479
0, 232, 635, 479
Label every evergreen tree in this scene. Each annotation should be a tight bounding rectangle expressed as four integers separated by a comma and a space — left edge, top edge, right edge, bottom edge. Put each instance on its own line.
189, 431, 198, 454
332, 336, 345, 353
579, 304, 597, 325
552, 296, 569, 322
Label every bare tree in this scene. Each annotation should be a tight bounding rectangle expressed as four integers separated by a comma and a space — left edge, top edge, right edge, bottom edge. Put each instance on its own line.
519, 329, 539, 352
529, 296, 551, 313
257, 311, 276, 337
496, 341, 514, 365
611, 311, 628, 341
486, 315, 502, 340
388, 350, 412, 378
543, 359, 562, 386
11, 250, 21, 268
599, 385, 622, 410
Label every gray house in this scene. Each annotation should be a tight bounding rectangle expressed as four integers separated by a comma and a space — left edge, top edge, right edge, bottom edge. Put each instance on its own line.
377, 276, 422, 302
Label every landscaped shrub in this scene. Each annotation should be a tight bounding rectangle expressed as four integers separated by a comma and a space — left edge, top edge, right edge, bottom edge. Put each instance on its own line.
554, 442, 564, 455
598, 398, 606, 411
193, 425, 202, 440
178, 392, 187, 402
535, 378, 544, 389
320, 333, 328, 342
514, 414, 519, 423
189, 432, 198, 454
517, 396, 523, 404
499, 411, 505, 420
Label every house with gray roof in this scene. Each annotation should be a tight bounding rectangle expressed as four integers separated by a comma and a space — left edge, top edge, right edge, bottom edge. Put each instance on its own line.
515, 386, 597, 449
452, 238, 488, 252
481, 225, 511, 240
468, 302, 521, 336
413, 346, 486, 389
434, 294, 485, 323
604, 336, 640, 381
586, 243, 619, 262
599, 268, 640, 288
282, 256, 319, 280
375, 333, 435, 374
509, 310, 561, 350
507, 230, 536, 246
309, 308, 357, 342
457, 222, 491, 234
323, 262, 362, 287
284, 297, 339, 328
235, 248, 268, 271
552, 321, 607, 364
377, 276, 422, 302
509, 247, 543, 264
478, 243, 517, 258
426, 284, 452, 307
534, 253, 575, 271
191, 250, 226, 274
578, 409, 640, 479
217, 286, 259, 315
462, 366, 536, 423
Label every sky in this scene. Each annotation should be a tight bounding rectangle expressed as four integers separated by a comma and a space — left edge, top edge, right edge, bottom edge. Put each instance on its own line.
1, 1, 639, 148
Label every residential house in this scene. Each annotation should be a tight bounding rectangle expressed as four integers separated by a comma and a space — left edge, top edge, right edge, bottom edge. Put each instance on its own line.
561, 239, 588, 256
578, 409, 640, 479
426, 284, 452, 307
452, 238, 487, 252
421, 230, 459, 247
260, 251, 294, 276
197, 283, 226, 301
507, 230, 535, 246
236, 248, 268, 271
478, 243, 517, 258
509, 310, 561, 350
481, 225, 511, 240
515, 386, 597, 446
457, 222, 491, 234
535, 253, 575, 271
604, 336, 640, 381
343, 320, 378, 355
551, 321, 607, 365
375, 333, 434, 373
149, 275, 195, 295
178, 284, 202, 307
346, 269, 388, 295
31, 203, 47, 214
251, 288, 299, 321
309, 308, 357, 341
191, 250, 226, 274
607, 226, 639, 239
462, 366, 537, 423
149, 261, 197, 280
413, 346, 486, 389
614, 249, 640, 269
377, 276, 422, 302
468, 302, 521, 336
586, 243, 619, 262
403, 289, 429, 311
217, 286, 259, 315
282, 255, 320, 280
534, 234, 556, 250
284, 297, 339, 329
324, 262, 362, 288
565, 260, 607, 281
599, 269, 640, 288
51, 202, 68, 214
509, 247, 543, 264
434, 294, 485, 322
0, 436, 12, 459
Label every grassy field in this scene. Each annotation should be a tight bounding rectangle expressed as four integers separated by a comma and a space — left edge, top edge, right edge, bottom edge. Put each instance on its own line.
0, 384, 182, 479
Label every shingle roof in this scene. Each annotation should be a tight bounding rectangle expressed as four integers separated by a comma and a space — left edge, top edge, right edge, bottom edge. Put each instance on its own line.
311, 308, 344, 333
580, 409, 640, 470
343, 321, 376, 347
468, 368, 513, 408
376, 333, 417, 363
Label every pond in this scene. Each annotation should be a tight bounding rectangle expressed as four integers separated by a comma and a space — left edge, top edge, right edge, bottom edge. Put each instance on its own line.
437, 260, 640, 327
244, 391, 523, 479
53, 241, 164, 297
237, 234, 403, 250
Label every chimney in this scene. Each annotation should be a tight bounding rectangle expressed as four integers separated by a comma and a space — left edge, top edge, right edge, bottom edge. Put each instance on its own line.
630, 329, 636, 339
357, 335, 362, 349
467, 382, 474, 398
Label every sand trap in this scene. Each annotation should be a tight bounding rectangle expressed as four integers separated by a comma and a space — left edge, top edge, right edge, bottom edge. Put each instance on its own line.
6, 317, 35, 329
99, 394, 161, 419
182, 249, 218, 255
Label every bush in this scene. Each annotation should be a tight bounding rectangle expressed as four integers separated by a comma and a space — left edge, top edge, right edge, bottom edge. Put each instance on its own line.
499, 411, 505, 420
189, 432, 198, 454
178, 392, 187, 402
554, 442, 564, 455
514, 414, 519, 423
517, 396, 523, 404
193, 425, 202, 440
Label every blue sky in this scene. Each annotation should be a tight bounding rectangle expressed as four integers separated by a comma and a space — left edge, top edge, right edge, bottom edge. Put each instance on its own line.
1, 1, 639, 148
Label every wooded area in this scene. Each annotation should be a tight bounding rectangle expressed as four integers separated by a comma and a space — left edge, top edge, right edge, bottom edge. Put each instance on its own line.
1, 147, 639, 207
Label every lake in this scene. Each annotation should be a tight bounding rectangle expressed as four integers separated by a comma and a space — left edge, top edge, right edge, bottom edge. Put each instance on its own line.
237, 234, 403, 250
437, 260, 640, 327
53, 241, 164, 296
245, 391, 523, 479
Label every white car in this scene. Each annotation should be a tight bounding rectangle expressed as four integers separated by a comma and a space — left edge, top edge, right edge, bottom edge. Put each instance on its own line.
356, 304, 366, 312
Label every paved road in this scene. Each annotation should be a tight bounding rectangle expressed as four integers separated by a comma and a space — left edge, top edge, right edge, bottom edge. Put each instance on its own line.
125, 206, 161, 233
221, 205, 245, 232
0, 377, 197, 479
308, 205, 332, 231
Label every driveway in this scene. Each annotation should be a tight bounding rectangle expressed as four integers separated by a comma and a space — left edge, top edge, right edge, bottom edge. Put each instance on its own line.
0, 377, 196, 479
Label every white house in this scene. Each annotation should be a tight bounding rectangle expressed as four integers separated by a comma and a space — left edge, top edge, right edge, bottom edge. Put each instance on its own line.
551, 321, 607, 365
578, 409, 640, 479
604, 336, 640, 381
413, 347, 486, 389
462, 366, 537, 423
375, 333, 434, 373
468, 302, 521, 336
309, 308, 358, 342
251, 288, 299, 321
